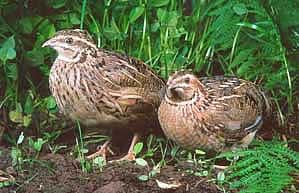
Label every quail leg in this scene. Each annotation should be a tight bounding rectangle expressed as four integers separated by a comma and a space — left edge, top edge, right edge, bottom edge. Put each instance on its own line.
86, 140, 112, 160
109, 133, 139, 163
230, 130, 258, 151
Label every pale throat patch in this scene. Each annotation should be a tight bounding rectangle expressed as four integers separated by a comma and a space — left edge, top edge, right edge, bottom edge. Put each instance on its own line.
55, 45, 82, 63
57, 53, 81, 62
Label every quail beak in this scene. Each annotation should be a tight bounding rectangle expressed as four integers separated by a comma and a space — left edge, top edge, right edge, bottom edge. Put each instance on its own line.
42, 39, 54, 48
168, 85, 185, 93
167, 85, 185, 98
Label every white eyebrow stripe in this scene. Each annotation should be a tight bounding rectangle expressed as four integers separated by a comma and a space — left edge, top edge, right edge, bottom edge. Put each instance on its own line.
72, 36, 98, 49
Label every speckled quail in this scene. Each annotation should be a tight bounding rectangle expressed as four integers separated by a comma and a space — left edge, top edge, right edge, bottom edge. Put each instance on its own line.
42, 29, 165, 161
158, 70, 271, 151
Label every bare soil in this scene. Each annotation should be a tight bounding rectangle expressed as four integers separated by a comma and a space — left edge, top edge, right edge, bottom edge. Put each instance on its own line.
0, 148, 222, 193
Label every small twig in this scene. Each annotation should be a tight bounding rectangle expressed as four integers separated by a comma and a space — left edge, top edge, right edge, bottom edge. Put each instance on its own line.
0, 170, 15, 182
0, 177, 10, 182
213, 165, 228, 170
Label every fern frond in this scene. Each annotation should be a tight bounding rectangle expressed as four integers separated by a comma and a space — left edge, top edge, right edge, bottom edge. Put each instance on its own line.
222, 140, 298, 193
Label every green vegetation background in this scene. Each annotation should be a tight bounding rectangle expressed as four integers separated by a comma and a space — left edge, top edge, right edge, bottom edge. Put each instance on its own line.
0, 0, 298, 193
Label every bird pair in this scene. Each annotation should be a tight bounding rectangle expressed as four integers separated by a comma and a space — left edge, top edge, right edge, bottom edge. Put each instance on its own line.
42, 29, 271, 161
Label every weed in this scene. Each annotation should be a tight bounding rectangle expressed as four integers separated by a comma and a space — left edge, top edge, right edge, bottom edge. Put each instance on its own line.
92, 156, 106, 172
217, 140, 299, 193
74, 121, 91, 173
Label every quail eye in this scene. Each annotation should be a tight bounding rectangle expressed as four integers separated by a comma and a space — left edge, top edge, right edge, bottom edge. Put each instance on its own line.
65, 38, 73, 44
184, 77, 190, 84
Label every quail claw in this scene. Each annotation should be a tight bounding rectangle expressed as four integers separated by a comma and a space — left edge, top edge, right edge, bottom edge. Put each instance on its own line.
108, 151, 136, 163
86, 140, 112, 160
108, 133, 139, 163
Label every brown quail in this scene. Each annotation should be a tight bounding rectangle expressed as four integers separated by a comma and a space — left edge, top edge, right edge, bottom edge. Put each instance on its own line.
158, 70, 271, 151
42, 29, 165, 161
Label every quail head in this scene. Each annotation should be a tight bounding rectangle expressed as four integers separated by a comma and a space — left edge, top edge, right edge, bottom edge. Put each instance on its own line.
43, 29, 165, 161
158, 70, 271, 151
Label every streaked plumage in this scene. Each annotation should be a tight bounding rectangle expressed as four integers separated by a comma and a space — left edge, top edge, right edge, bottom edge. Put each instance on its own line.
43, 29, 165, 160
158, 70, 271, 151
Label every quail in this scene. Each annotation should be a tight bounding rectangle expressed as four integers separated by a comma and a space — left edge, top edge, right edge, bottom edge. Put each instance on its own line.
158, 70, 271, 151
42, 29, 165, 161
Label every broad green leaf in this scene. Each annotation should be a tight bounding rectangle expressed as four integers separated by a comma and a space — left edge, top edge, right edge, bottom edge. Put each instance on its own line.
133, 142, 143, 155
135, 158, 148, 167
157, 9, 178, 27
34, 138, 46, 152
217, 171, 225, 182
37, 19, 56, 40
233, 3, 247, 16
151, 0, 170, 7
104, 0, 111, 6
19, 17, 34, 34
137, 175, 149, 181
25, 49, 44, 67
93, 156, 106, 165
24, 95, 33, 114
151, 22, 160, 32
70, 13, 81, 25
46, 96, 57, 110
175, 54, 186, 66
230, 48, 254, 70
9, 111, 23, 123
157, 8, 167, 22
0, 36, 16, 62
2, 36, 15, 48
0, 48, 7, 62
38, 63, 51, 76
129, 6, 145, 23
5, 48, 16, 60
144, 149, 154, 157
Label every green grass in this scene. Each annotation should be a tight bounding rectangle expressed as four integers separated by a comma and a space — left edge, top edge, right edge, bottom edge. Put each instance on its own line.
0, 0, 298, 192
